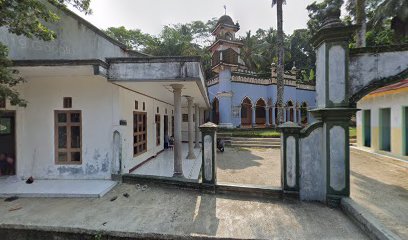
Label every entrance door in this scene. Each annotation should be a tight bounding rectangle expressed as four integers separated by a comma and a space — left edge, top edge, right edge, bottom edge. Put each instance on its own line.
164, 115, 169, 146
0, 111, 16, 176
380, 108, 391, 152
363, 110, 371, 147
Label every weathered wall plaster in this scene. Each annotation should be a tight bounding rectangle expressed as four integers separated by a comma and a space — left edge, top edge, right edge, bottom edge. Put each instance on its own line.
286, 136, 296, 188
299, 126, 325, 201
349, 51, 408, 99
329, 126, 346, 191
328, 46, 346, 104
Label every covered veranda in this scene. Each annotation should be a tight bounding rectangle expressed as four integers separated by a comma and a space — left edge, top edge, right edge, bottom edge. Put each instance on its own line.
108, 56, 210, 180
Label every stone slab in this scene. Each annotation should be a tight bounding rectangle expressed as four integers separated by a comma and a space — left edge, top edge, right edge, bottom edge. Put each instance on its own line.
0, 183, 368, 239
0, 178, 117, 198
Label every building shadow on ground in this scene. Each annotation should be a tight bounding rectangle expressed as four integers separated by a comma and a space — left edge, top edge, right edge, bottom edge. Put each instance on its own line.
217, 147, 270, 170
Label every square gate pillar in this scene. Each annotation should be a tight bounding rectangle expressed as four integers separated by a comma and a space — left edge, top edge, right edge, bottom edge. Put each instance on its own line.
279, 122, 302, 193
311, 7, 358, 206
200, 122, 218, 185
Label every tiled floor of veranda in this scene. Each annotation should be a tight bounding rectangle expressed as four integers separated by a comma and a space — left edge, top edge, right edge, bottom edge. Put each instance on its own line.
131, 143, 202, 181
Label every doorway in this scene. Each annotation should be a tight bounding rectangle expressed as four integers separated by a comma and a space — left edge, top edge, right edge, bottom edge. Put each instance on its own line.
404, 107, 408, 156
379, 108, 391, 152
363, 110, 371, 147
0, 111, 16, 176
164, 115, 169, 145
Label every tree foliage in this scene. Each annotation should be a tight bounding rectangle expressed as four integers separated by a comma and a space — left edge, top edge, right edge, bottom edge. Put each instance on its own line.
0, 0, 91, 106
105, 23, 315, 81
306, 0, 408, 47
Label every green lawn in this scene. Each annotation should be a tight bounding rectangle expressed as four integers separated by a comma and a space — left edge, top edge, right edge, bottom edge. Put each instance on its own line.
219, 127, 357, 138
349, 127, 356, 138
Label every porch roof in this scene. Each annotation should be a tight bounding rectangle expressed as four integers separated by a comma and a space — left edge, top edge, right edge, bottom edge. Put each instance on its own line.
107, 56, 210, 108
12, 57, 210, 108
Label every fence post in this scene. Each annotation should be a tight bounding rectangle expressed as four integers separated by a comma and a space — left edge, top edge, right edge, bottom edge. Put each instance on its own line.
279, 122, 302, 193
200, 122, 218, 186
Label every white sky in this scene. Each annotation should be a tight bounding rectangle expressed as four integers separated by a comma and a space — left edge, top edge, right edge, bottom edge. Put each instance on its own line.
70, 0, 323, 36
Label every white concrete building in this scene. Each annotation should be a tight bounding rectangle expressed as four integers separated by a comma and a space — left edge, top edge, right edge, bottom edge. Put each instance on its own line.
356, 79, 408, 160
0, 4, 209, 180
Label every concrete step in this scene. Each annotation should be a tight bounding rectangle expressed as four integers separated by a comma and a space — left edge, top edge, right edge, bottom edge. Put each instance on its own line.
230, 143, 281, 148
231, 139, 280, 144
229, 137, 279, 141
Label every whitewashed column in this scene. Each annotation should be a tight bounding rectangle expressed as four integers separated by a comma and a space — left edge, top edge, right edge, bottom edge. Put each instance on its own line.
186, 97, 196, 159
194, 104, 200, 148
252, 104, 256, 127
171, 84, 183, 177
265, 106, 270, 127
272, 107, 276, 126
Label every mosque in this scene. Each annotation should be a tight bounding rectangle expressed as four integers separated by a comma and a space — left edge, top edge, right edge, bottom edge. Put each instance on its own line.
207, 15, 316, 128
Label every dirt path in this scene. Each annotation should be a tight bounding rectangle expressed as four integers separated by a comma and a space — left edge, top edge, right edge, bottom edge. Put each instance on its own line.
350, 148, 408, 239
216, 147, 281, 187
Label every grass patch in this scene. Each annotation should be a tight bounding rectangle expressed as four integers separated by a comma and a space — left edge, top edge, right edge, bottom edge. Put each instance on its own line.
219, 127, 358, 138
219, 128, 281, 138
349, 127, 356, 138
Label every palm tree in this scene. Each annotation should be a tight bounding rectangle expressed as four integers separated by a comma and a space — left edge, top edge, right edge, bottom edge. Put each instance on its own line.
241, 31, 263, 71
355, 0, 367, 47
272, 0, 286, 124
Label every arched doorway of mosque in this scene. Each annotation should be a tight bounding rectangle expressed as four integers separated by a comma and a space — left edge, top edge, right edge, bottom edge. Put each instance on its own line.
287, 101, 294, 122
241, 97, 252, 127
300, 102, 308, 125
255, 98, 266, 126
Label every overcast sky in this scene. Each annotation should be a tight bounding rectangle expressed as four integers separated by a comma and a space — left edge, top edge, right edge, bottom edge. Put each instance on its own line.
70, 0, 323, 36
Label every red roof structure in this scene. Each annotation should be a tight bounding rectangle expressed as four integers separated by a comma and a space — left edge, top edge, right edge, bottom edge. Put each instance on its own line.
369, 79, 408, 95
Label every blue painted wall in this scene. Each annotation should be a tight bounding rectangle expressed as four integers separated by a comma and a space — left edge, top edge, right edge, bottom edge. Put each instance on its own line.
208, 79, 317, 127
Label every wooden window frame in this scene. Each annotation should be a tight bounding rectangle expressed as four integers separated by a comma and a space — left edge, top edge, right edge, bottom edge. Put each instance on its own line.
133, 111, 147, 156
54, 110, 82, 165
156, 114, 161, 146
63, 97, 72, 108
135, 101, 139, 110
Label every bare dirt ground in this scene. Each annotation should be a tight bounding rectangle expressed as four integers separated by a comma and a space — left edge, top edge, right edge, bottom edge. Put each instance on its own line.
350, 148, 408, 239
216, 147, 281, 187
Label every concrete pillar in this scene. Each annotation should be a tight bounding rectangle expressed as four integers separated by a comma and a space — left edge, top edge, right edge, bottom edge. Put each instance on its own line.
299, 109, 302, 124
272, 107, 276, 126
218, 69, 233, 128
310, 9, 357, 206
200, 122, 218, 185
279, 122, 301, 192
194, 104, 200, 148
171, 84, 183, 177
186, 97, 196, 159
252, 104, 256, 128
265, 106, 270, 127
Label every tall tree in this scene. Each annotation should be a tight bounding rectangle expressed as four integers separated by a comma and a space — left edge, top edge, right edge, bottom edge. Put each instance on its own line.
0, 0, 91, 106
355, 0, 367, 47
272, 0, 286, 124
371, 0, 408, 43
